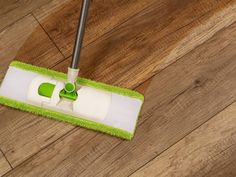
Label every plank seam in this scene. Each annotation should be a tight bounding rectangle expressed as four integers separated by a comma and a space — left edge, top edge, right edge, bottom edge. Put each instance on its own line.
193, 142, 236, 177
0, 13, 32, 33
128, 101, 236, 177
0, 148, 13, 169
31, 13, 66, 59
2, 128, 77, 176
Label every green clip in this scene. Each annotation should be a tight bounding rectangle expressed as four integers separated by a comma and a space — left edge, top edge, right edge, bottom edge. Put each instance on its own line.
38, 83, 55, 98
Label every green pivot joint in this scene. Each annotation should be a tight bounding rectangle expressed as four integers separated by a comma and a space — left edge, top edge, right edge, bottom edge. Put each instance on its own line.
60, 82, 78, 101
64, 82, 75, 93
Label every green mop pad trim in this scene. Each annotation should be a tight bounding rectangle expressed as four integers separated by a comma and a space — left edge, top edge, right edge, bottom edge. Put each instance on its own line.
0, 61, 144, 140
0, 96, 133, 139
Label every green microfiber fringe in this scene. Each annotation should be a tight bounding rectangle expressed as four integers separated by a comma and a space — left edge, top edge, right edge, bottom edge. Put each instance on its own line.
10, 61, 144, 100
0, 60, 145, 140
0, 96, 133, 140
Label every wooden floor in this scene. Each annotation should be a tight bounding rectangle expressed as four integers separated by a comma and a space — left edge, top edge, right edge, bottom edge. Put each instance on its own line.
0, 0, 236, 176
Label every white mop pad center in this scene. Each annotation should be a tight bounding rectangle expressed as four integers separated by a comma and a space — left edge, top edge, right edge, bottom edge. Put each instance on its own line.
27, 76, 111, 121
74, 86, 111, 121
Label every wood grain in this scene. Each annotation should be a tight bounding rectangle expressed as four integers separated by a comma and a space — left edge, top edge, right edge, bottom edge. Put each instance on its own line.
71, 21, 236, 177
51, 0, 236, 89
5, 18, 236, 177
33, 0, 154, 56
0, 14, 64, 80
0, 150, 11, 176
0, 109, 75, 168
0, 0, 51, 31
0, 14, 69, 167
131, 102, 236, 177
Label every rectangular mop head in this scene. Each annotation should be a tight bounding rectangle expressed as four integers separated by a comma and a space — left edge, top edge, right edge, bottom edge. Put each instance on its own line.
0, 61, 144, 140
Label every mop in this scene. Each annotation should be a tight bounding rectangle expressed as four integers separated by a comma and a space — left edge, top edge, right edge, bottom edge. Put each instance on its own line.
0, 0, 144, 140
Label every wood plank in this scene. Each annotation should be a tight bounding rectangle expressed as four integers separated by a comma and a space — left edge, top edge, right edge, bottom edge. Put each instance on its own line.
5, 17, 236, 177
0, 14, 69, 167
0, 14, 64, 81
33, 0, 155, 57
65, 21, 236, 177
0, 0, 52, 31
131, 102, 236, 177
51, 0, 236, 88
0, 110, 75, 168
0, 150, 11, 176
81, 22, 236, 177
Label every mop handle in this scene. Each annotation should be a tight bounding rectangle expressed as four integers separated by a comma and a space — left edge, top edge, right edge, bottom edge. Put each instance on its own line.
70, 0, 90, 69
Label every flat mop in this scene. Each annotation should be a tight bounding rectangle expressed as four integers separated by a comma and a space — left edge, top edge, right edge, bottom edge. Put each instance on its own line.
0, 0, 144, 140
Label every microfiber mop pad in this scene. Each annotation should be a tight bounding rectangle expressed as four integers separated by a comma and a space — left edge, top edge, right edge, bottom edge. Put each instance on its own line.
0, 61, 144, 140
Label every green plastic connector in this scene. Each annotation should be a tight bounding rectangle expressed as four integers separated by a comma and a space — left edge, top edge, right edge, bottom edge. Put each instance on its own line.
59, 82, 78, 101
38, 83, 55, 98
64, 82, 75, 93
59, 89, 78, 101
